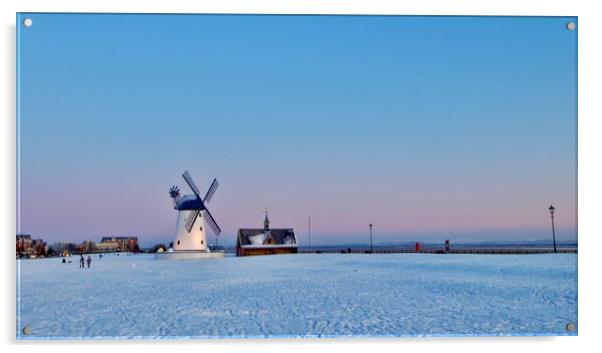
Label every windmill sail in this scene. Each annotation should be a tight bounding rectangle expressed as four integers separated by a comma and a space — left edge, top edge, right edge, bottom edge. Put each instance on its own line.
185, 209, 200, 233
182, 170, 201, 197
203, 178, 219, 204
203, 209, 222, 236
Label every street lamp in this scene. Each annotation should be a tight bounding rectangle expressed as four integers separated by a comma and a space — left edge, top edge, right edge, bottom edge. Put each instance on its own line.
549, 205, 557, 253
369, 223, 373, 253
308, 217, 311, 252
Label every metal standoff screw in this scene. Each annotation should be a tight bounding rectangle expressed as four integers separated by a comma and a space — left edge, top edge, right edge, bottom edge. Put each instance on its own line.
22, 326, 32, 335
23, 18, 33, 27
566, 323, 576, 332
566, 22, 576, 31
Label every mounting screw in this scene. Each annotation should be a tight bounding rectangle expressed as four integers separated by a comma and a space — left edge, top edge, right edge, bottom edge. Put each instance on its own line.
566, 22, 576, 31
566, 323, 576, 332
22, 326, 32, 335
23, 18, 33, 28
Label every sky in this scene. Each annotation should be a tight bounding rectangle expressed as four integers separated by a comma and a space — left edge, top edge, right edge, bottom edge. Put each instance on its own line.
17, 14, 577, 246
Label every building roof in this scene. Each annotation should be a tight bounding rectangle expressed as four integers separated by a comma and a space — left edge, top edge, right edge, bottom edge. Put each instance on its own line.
177, 195, 205, 211
100, 236, 138, 243
237, 228, 297, 247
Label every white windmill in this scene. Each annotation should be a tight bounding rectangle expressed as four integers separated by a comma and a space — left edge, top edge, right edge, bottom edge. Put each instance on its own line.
160, 170, 224, 259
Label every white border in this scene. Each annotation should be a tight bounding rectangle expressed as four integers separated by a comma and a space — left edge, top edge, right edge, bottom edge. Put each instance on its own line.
2, 1, 601, 352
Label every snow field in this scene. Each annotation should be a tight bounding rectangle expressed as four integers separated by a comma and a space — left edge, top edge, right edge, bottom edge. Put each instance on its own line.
16, 253, 577, 338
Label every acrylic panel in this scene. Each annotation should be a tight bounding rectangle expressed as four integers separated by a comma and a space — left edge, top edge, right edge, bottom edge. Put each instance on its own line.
16, 13, 578, 339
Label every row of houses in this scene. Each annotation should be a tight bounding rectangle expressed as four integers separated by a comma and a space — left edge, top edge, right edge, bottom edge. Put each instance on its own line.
16, 235, 139, 258
16, 234, 48, 258
58, 236, 139, 254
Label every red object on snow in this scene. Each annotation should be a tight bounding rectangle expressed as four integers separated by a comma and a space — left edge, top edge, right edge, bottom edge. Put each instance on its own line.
415, 242, 421, 253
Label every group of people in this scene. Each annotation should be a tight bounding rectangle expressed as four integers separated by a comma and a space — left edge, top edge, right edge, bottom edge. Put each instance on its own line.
79, 254, 92, 269
61, 253, 103, 268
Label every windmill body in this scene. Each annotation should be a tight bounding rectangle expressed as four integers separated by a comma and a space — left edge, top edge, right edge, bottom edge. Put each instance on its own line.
160, 171, 224, 259
173, 197, 208, 251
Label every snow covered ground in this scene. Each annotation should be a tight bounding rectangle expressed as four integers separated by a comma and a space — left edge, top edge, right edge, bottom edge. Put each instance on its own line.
16, 253, 577, 339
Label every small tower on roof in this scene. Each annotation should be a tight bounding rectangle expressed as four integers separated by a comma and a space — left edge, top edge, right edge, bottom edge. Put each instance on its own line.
264, 207, 270, 231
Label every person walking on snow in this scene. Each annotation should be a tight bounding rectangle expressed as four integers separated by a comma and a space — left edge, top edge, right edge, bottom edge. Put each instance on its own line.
86, 255, 92, 268
79, 255, 85, 269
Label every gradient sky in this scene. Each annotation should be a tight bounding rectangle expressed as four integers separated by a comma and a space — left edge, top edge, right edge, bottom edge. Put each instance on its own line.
17, 14, 577, 246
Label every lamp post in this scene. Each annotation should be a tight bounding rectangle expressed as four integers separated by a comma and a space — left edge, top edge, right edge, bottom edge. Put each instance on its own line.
369, 223, 373, 253
549, 205, 557, 253
308, 217, 311, 252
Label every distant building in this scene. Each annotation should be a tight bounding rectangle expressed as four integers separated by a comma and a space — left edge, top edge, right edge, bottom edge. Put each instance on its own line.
126, 237, 139, 252
16, 234, 32, 257
50, 241, 78, 256
97, 236, 139, 252
82, 239, 95, 253
16, 234, 47, 258
236, 211, 297, 256
95, 240, 119, 252
96, 238, 119, 252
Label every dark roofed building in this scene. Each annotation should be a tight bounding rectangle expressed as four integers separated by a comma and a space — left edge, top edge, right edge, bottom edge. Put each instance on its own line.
236, 210, 298, 256
98, 236, 139, 252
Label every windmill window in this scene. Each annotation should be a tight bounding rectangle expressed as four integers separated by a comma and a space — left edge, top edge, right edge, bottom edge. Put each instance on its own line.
200, 227, 203, 231
201, 240, 204, 245
177, 240, 180, 245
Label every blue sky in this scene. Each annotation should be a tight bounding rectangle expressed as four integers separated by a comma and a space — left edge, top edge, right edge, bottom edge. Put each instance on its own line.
17, 14, 577, 246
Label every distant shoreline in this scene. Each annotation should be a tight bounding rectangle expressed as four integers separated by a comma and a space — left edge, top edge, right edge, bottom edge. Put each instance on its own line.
299, 247, 577, 255
16, 245, 577, 259
298, 242, 578, 255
